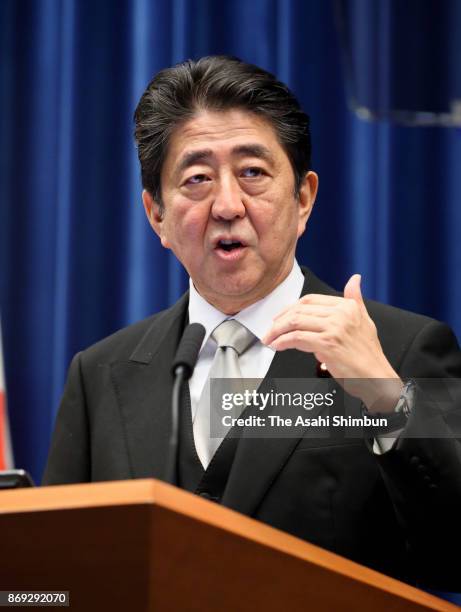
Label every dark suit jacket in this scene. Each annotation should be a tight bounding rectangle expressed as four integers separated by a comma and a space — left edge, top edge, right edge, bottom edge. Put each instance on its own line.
43, 267, 461, 589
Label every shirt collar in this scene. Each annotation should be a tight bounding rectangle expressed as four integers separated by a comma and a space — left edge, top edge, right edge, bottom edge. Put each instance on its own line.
188, 260, 305, 349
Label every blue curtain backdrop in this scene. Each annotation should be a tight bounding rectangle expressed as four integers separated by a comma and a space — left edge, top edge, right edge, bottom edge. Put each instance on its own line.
1, 0, 461, 599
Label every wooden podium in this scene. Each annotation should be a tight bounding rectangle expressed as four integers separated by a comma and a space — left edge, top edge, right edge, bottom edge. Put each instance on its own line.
0, 479, 457, 611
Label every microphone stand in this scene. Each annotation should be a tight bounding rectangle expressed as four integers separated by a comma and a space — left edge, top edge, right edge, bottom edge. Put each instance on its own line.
165, 365, 186, 485
165, 322, 205, 485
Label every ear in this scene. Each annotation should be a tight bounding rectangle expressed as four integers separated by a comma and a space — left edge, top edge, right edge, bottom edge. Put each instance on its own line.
142, 189, 171, 249
297, 171, 318, 238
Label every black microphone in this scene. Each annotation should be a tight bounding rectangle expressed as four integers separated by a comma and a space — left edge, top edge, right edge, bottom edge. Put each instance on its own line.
165, 323, 206, 485
171, 323, 206, 380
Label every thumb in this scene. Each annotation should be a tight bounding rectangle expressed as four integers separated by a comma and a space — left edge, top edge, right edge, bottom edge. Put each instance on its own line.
344, 273, 365, 307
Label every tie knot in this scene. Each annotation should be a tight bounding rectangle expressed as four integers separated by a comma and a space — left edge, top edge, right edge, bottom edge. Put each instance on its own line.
211, 319, 256, 356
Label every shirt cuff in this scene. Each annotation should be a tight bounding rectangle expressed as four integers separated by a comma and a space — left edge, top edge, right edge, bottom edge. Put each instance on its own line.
372, 430, 404, 454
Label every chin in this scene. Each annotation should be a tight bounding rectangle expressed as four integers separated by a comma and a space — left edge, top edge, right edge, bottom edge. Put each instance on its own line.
219, 273, 260, 294
215, 285, 264, 312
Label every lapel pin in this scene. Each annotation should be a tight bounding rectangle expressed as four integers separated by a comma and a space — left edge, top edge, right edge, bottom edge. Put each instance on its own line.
316, 361, 331, 378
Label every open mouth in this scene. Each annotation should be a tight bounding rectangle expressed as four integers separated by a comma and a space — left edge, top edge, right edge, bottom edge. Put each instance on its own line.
214, 239, 247, 260
217, 240, 243, 252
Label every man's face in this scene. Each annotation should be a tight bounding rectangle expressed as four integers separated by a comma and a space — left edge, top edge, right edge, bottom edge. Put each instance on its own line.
143, 109, 318, 314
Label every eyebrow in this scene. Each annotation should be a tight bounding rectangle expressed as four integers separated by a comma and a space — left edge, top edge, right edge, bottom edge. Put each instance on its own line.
176, 149, 213, 176
232, 144, 275, 164
175, 143, 276, 178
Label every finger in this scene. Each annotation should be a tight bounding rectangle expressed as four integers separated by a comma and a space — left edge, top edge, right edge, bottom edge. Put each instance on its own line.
343, 274, 365, 308
300, 293, 344, 305
268, 330, 323, 352
272, 303, 334, 322
274, 294, 350, 321
262, 313, 327, 345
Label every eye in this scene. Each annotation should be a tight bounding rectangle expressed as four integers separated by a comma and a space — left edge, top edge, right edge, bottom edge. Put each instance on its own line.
185, 174, 210, 185
241, 167, 266, 178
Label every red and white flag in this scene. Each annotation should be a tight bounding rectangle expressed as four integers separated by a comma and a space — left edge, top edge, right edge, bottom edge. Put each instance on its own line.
0, 320, 14, 469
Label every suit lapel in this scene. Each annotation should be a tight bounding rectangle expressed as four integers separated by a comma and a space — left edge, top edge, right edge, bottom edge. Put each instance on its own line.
110, 293, 189, 479
222, 267, 339, 515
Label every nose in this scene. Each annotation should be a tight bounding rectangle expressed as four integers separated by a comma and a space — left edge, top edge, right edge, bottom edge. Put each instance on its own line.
211, 176, 246, 221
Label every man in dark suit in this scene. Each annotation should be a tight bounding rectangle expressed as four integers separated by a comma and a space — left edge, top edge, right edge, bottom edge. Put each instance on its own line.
43, 56, 461, 590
